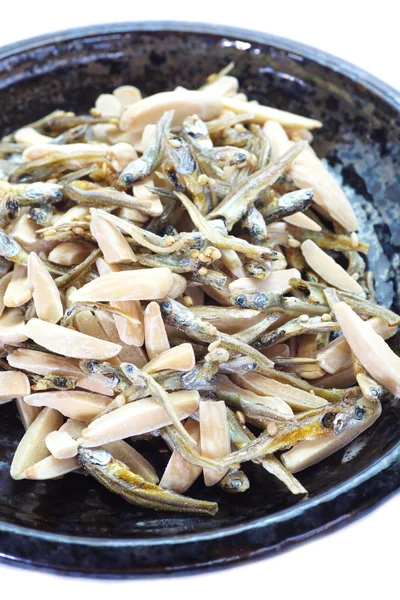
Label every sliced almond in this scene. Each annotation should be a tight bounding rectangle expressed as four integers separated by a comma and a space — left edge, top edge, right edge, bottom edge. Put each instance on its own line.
160, 418, 202, 493
228, 268, 300, 295
313, 366, 356, 389
79, 390, 200, 447
222, 97, 322, 129
48, 241, 94, 266
0, 308, 28, 344
301, 240, 363, 294
317, 317, 396, 374
0, 371, 30, 404
189, 306, 264, 335
70, 267, 173, 302
143, 343, 195, 374
263, 120, 292, 162
217, 376, 293, 417
24, 390, 111, 420
28, 251, 63, 323
4, 264, 32, 307
283, 212, 322, 232
262, 343, 291, 359
45, 430, 78, 459
168, 274, 187, 299
116, 207, 149, 224
139, 124, 156, 152
334, 301, 400, 396
120, 90, 222, 133
89, 210, 137, 264
113, 85, 142, 107
108, 142, 138, 172
26, 318, 122, 360
144, 301, 170, 359
94, 311, 147, 366
23, 455, 79, 480
233, 372, 327, 410
204, 76, 239, 97
200, 400, 230, 486
105, 440, 158, 483
10, 406, 64, 480
112, 301, 144, 346
220, 249, 247, 278
14, 127, 53, 145
52, 206, 90, 227
95, 93, 123, 117
295, 335, 326, 380
23, 142, 107, 162
15, 398, 41, 430
7, 348, 113, 396
0, 272, 13, 317
10, 213, 41, 251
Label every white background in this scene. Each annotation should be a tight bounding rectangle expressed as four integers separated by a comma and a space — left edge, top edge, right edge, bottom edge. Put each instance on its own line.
0, 1, 398, 598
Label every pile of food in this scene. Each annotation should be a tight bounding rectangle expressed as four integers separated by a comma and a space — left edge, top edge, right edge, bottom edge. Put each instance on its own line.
0, 64, 398, 516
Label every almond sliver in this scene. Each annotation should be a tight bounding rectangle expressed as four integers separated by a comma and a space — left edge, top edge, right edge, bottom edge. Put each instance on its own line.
334, 301, 400, 396
222, 97, 322, 129
15, 398, 41, 430
0, 308, 28, 344
200, 400, 230, 486
160, 418, 202, 493
25, 318, 122, 360
0, 371, 30, 403
23, 455, 79, 480
79, 390, 199, 447
69, 268, 174, 302
4, 264, 32, 308
144, 301, 170, 359
89, 210, 137, 264
28, 252, 63, 323
301, 240, 363, 294
228, 268, 300, 295
45, 430, 78, 459
24, 390, 111, 420
143, 343, 195, 374
48, 241, 94, 266
10, 406, 63, 480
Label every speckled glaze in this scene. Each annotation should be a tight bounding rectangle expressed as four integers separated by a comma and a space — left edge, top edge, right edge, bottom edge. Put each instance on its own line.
0, 22, 399, 577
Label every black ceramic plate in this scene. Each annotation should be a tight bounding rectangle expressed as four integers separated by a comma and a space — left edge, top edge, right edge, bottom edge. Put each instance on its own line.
0, 22, 399, 577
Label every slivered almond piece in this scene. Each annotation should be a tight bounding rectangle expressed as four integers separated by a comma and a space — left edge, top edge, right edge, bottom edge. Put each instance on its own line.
14, 127, 53, 145
132, 179, 163, 216
139, 124, 156, 152
313, 366, 356, 389
0, 371, 30, 404
10, 213, 40, 251
113, 85, 142, 107
283, 212, 322, 232
112, 300, 144, 346
233, 372, 327, 410
262, 343, 290, 359
204, 75, 239, 97
317, 317, 396, 374
28, 252, 63, 323
96, 257, 120, 276
301, 240, 363, 294
70, 268, 173, 302
24, 390, 111, 420
120, 90, 222, 132
220, 249, 247, 278
90, 210, 137, 264
200, 400, 230, 486
143, 343, 195, 374
290, 154, 358, 231
105, 441, 158, 483
168, 274, 187, 299
217, 376, 293, 417
0, 308, 28, 343
95, 93, 123, 117
0, 272, 13, 317
45, 430, 78, 459
79, 390, 199, 447
23, 455, 80, 480
7, 348, 113, 396
222, 97, 322, 129
59, 418, 86, 438
264, 120, 292, 162
10, 407, 63, 479
26, 318, 122, 360
52, 206, 90, 227
116, 207, 149, 223
160, 418, 202, 493
48, 241, 94, 266
296, 335, 326, 380
23, 142, 107, 161
94, 311, 147, 366
15, 398, 41, 430
74, 310, 116, 343
4, 265, 32, 307
144, 301, 170, 359
334, 301, 400, 396
108, 142, 138, 172
229, 268, 300, 295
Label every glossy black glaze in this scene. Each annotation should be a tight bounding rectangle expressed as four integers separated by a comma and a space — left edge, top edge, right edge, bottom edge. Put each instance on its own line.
0, 22, 399, 576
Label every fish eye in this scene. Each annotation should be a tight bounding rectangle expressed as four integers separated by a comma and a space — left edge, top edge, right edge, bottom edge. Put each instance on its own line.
321, 412, 336, 428
123, 364, 134, 374
160, 301, 171, 311
123, 173, 134, 184
354, 406, 366, 420
235, 295, 246, 307
254, 293, 268, 309
236, 152, 246, 163
53, 189, 63, 199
